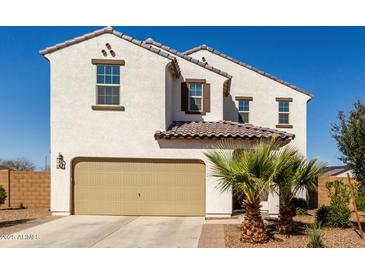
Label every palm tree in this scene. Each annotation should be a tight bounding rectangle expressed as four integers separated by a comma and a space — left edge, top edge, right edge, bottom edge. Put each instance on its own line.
273, 147, 326, 234
205, 140, 278, 243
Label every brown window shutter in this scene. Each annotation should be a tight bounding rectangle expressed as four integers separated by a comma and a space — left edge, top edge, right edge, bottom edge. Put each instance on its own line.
203, 83, 211, 112
181, 82, 188, 111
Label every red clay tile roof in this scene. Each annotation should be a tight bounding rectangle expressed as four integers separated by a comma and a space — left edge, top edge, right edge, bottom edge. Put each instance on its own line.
154, 121, 294, 140
184, 45, 313, 98
39, 27, 181, 77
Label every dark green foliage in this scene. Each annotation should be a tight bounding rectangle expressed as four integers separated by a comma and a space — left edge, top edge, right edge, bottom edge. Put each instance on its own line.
307, 223, 325, 248
296, 207, 307, 215
327, 204, 351, 227
355, 185, 365, 211
331, 100, 365, 187
326, 180, 350, 207
0, 185, 7, 205
293, 197, 308, 215
316, 205, 330, 226
293, 197, 308, 211
316, 180, 352, 228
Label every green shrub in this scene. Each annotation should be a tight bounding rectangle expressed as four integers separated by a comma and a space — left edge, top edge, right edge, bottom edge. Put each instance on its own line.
326, 180, 350, 207
293, 197, 308, 210
319, 179, 352, 227
327, 204, 351, 227
307, 223, 325, 248
355, 185, 365, 211
316, 205, 330, 226
0, 185, 7, 205
296, 207, 307, 215
292, 197, 308, 216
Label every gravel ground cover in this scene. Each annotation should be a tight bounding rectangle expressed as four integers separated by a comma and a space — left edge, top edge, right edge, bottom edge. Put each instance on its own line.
224, 210, 365, 248
0, 208, 58, 235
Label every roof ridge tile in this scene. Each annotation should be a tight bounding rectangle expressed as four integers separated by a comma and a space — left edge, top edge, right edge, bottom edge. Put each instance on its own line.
155, 120, 294, 141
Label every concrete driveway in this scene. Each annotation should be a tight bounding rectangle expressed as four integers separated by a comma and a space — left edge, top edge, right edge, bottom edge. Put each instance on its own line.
0, 215, 204, 248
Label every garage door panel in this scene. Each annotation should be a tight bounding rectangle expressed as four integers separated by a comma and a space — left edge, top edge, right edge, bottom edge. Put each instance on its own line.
73, 159, 205, 216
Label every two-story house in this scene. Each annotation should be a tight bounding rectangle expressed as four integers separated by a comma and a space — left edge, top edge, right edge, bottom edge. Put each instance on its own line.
40, 27, 312, 217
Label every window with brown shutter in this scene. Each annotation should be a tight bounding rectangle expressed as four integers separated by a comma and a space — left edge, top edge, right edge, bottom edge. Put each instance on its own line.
181, 79, 210, 115
203, 83, 210, 112
181, 82, 188, 111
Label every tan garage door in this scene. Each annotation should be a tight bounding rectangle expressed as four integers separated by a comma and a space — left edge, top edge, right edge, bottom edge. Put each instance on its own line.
73, 158, 205, 216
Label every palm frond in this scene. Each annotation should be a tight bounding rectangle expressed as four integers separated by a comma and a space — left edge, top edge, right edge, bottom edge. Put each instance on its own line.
205, 138, 279, 206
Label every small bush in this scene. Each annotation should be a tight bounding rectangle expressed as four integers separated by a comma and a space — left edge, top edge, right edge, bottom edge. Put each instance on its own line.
292, 197, 308, 216
326, 180, 350, 207
293, 197, 308, 210
327, 204, 351, 227
321, 180, 352, 227
316, 204, 350, 228
296, 207, 307, 215
316, 205, 330, 226
355, 185, 365, 211
307, 223, 325, 248
0, 185, 7, 205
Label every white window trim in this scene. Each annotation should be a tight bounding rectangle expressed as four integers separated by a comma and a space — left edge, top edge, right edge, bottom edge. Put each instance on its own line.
188, 83, 204, 112
278, 101, 290, 124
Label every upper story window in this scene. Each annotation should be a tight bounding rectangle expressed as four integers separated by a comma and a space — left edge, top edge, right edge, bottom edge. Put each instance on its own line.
238, 100, 250, 123
275, 97, 293, 127
181, 79, 210, 115
188, 83, 203, 112
96, 65, 120, 105
278, 101, 289, 124
235, 96, 253, 124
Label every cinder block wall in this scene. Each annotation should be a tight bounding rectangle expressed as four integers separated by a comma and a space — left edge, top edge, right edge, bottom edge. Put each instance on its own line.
0, 171, 50, 209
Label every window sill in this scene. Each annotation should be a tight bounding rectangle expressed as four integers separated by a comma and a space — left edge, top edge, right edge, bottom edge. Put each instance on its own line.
185, 111, 206, 115
276, 124, 293, 129
91, 105, 125, 111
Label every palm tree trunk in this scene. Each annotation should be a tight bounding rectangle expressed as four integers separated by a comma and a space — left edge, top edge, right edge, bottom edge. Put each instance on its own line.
241, 199, 268, 243
278, 204, 294, 234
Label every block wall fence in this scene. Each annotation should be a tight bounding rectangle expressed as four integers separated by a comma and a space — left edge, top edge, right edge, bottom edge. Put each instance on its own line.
309, 175, 358, 209
0, 169, 50, 209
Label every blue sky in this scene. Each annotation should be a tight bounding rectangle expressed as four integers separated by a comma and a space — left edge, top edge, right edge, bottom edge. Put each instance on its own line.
0, 26, 364, 170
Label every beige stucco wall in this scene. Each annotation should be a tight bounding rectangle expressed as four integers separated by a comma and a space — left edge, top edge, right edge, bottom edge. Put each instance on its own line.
46, 33, 231, 215
189, 50, 311, 214
189, 50, 311, 157
169, 58, 226, 122
45, 32, 310, 216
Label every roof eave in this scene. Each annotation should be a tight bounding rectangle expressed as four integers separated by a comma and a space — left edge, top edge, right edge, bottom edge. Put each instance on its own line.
184, 45, 314, 98
143, 39, 232, 80
39, 27, 181, 75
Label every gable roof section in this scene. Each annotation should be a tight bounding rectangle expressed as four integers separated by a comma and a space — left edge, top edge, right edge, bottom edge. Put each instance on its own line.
39, 27, 181, 77
184, 45, 313, 98
143, 38, 232, 96
154, 120, 294, 141
144, 38, 232, 80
